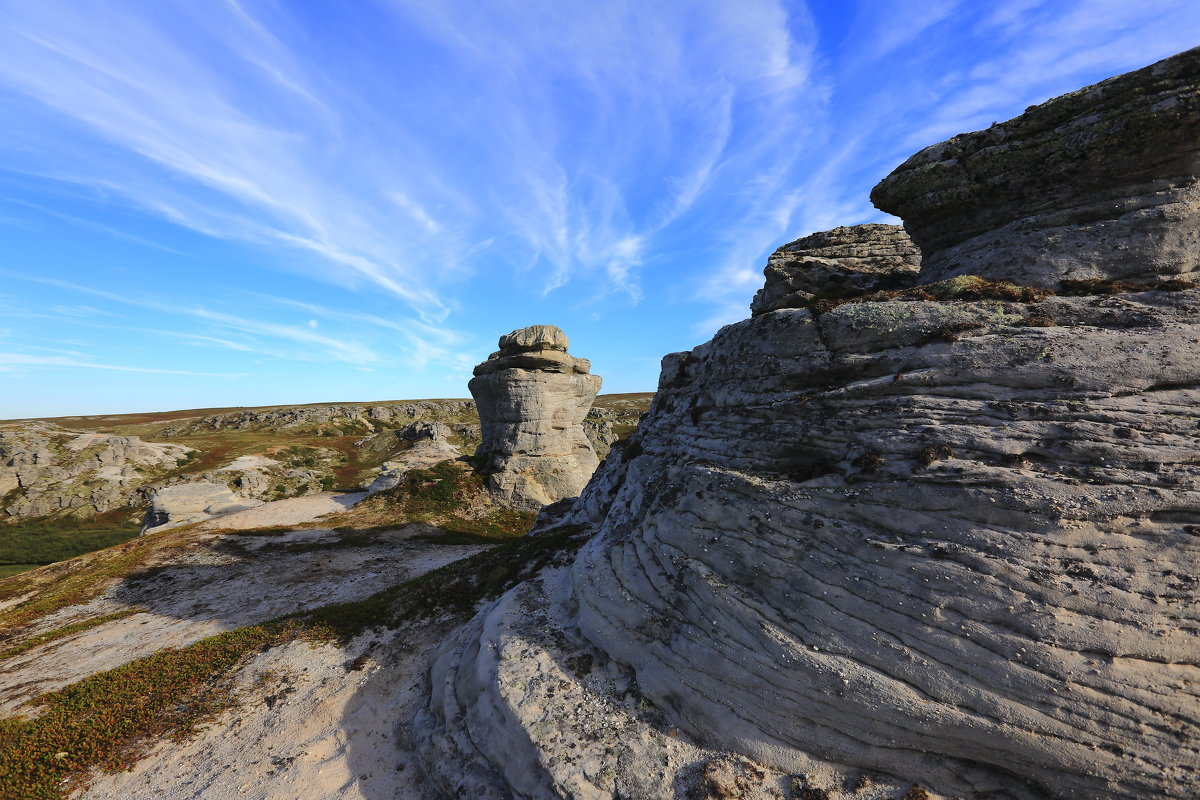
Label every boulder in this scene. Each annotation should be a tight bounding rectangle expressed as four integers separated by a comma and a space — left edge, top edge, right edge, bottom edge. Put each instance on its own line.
871, 46, 1200, 289
468, 325, 602, 511
749, 224, 920, 315
140, 482, 262, 534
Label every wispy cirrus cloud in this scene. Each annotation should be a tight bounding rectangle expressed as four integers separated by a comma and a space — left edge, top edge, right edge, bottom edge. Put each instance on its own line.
0, 0, 822, 316
0, 352, 242, 377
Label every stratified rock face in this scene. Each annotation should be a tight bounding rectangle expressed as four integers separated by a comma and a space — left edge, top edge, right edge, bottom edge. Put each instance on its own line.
141, 482, 262, 533
422, 290, 1200, 800
417, 52, 1200, 800
871, 46, 1200, 288
469, 325, 602, 511
749, 224, 920, 315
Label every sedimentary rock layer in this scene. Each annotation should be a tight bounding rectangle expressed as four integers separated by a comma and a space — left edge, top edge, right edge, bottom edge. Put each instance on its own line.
470, 326, 602, 511
871, 46, 1200, 288
421, 288, 1200, 799
416, 51, 1200, 800
750, 224, 920, 315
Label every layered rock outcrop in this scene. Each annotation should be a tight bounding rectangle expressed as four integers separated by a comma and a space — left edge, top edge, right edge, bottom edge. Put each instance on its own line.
416, 52, 1200, 799
872, 46, 1200, 288
469, 326, 602, 511
750, 224, 920, 315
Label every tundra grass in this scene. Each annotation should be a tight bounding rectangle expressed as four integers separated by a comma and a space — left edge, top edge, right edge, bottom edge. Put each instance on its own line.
0, 525, 200, 635
0, 524, 585, 800
0, 524, 140, 571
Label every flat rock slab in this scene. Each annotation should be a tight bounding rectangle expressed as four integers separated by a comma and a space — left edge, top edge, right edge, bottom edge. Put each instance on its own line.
199, 491, 366, 531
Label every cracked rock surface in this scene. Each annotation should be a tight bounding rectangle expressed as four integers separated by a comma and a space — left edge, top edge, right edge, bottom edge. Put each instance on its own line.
750, 224, 920, 315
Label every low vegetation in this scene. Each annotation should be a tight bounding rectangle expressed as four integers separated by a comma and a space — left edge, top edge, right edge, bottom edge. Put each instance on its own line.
0, 522, 140, 577
0, 525, 200, 637
0, 524, 585, 800
340, 460, 537, 540
0, 608, 143, 663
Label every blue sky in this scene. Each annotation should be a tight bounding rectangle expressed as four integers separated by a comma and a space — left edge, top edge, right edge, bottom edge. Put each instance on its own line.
1, 0, 1197, 418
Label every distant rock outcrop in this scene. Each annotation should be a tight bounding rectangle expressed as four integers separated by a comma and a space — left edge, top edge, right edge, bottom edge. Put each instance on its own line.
469, 325, 602, 511
0, 423, 193, 520
365, 421, 461, 494
154, 400, 476, 438
416, 50, 1200, 800
140, 482, 262, 533
750, 224, 920, 315
872, 46, 1200, 288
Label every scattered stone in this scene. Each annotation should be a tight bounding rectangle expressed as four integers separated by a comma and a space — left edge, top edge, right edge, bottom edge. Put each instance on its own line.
469, 325, 602, 511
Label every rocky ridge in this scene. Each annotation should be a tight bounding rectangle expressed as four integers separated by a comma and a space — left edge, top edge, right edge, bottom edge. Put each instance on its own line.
0, 423, 193, 519
469, 326, 603, 511
414, 49, 1200, 799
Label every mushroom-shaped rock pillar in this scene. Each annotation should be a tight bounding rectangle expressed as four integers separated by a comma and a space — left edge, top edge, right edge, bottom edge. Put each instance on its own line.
468, 325, 602, 511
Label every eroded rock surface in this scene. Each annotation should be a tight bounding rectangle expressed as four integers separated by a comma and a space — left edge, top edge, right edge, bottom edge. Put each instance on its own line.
871, 46, 1200, 288
141, 482, 262, 533
0, 423, 193, 519
469, 326, 602, 511
416, 52, 1200, 800
365, 421, 462, 494
750, 224, 920, 315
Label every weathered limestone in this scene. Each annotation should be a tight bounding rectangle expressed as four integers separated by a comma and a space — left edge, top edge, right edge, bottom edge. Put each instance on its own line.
871, 46, 1200, 288
469, 325, 602, 511
749, 224, 920, 315
140, 482, 262, 534
0, 423, 193, 519
365, 421, 461, 494
416, 51, 1200, 800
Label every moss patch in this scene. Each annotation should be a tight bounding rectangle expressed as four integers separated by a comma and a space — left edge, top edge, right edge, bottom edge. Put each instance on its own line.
810, 275, 1050, 315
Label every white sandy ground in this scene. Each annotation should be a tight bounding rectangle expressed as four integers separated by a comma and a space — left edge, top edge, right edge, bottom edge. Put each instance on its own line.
75, 619, 449, 800
0, 491, 491, 798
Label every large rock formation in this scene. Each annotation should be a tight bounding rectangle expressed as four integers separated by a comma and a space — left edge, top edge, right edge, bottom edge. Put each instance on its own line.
750, 224, 920, 315
415, 52, 1200, 799
871, 46, 1200, 288
469, 325, 602, 511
